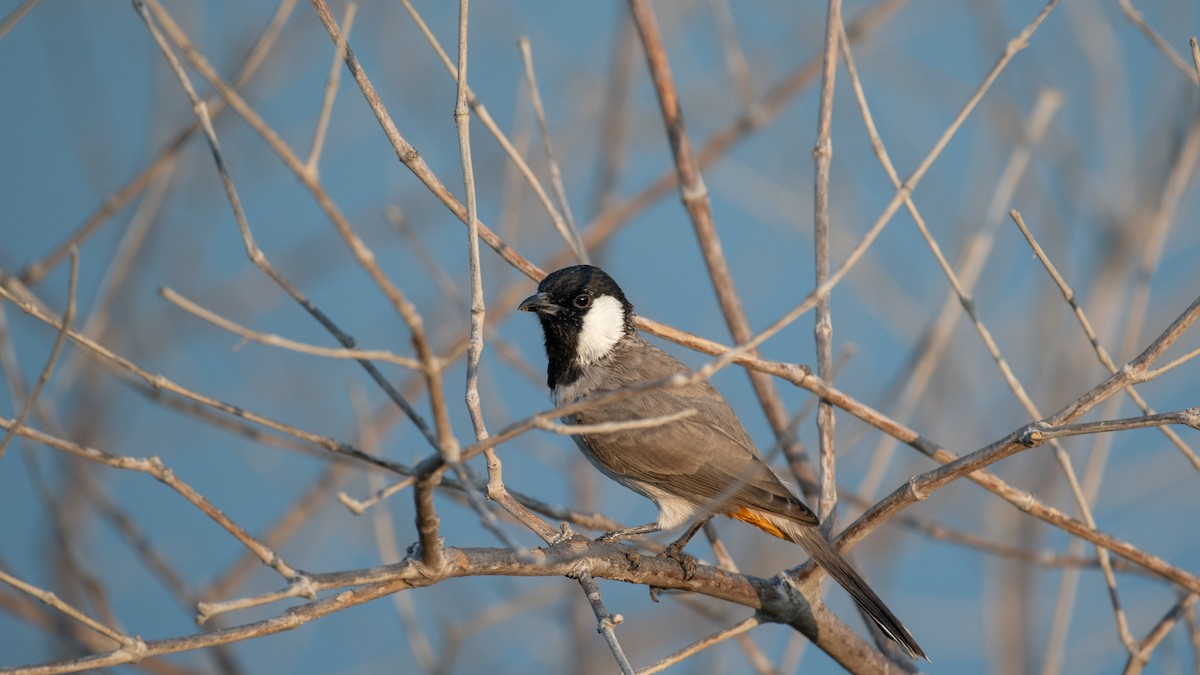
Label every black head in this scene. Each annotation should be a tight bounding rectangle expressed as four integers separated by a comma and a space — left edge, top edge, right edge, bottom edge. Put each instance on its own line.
519, 265, 635, 388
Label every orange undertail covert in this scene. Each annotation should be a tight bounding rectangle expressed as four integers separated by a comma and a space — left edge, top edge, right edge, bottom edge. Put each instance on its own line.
730, 506, 787, 539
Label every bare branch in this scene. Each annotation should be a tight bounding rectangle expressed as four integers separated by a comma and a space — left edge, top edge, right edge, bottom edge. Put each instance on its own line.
1017, 409, 1200, 446
0, 417, 300, 581
0, 0, 43, 41
0, 568, 137, 656
1118, 0, 1198, 83
535, 408, 697, 435
310, 0, 542, 281
0, 248, 76, 461
518, 37, 588, 262
638, 615, 764, 674
396, 0, 578, 264
142, 0, 444, 450
18, 0, 298, 286
627, 0, 820, 504
812, 0, 842, 531
160, 287, 424, 370
304, 2, 356, 174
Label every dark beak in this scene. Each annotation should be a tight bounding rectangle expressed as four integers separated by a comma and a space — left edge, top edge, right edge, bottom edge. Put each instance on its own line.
518, 292, 559, 315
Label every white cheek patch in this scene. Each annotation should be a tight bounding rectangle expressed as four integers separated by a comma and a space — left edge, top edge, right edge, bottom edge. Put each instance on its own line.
576, 295, 625, 364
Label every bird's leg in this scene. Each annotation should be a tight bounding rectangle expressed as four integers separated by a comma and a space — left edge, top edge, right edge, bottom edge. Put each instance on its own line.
596, 523, 661, 572
596, 522, 661, 543
660, 515, 712, 580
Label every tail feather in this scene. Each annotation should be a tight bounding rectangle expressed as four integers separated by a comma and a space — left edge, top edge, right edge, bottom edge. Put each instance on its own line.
779, 519, 928, 662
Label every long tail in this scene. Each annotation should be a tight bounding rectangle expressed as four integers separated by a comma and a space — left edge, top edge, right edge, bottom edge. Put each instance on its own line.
779, 518, 927, 661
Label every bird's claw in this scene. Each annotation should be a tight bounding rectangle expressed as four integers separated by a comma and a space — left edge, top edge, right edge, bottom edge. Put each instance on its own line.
660, 542, 698, 580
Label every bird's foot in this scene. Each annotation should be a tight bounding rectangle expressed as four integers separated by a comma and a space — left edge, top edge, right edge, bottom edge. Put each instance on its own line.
660, 541, 698, 580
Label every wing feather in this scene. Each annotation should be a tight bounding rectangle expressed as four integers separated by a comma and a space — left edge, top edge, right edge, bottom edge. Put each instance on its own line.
567, 337, 817, 526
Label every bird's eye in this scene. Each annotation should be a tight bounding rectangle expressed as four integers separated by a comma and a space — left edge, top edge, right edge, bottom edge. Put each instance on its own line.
572, 293, 591, 309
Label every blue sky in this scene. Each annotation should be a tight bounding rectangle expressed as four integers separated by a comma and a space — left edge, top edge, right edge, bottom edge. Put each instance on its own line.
2, 1, 1200, 673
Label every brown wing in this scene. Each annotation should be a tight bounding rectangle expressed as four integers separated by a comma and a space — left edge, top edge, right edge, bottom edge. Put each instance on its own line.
571, 337, 818, 526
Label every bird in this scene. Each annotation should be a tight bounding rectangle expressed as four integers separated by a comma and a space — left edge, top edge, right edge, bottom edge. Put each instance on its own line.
519, 264, 926, 661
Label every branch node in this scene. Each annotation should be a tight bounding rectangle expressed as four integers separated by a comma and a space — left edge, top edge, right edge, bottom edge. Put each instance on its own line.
678, 177, 709, 203
763, 574, 816, 633
290, 574, 318, 600
398, 146, 421, 164
407, 539, 448, 577
1018, 423, 1046, 447
1183, 406, 1200, 430
1119, 362, 1140, 382
550, 522, 579, 545
195, 602, 215, 625
119, 636, 149, 662
600, 613, 624, 630
905, 475, 928, 502
336, 492, 368, 514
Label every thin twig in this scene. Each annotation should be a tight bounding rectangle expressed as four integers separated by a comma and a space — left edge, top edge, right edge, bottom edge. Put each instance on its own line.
315, 0, 537, 277
0, 0, 43, 41
1018, 409, 1200, 446
159, 287, 424, 370
143, 0, 441, 450
355, 389, 436, 673
535, 408, 697, 435
1144, 346, 1200, 379
0, 281, 412, 476
627, 0, 820, 503
575, 568, 635, 675
637, 615, 764, 674
305, 2, 356, 174
832, 298, 1200, 592
812, 0, 842, 532
396, 0, 577, 265
0, 569, 137, 654
204, 462, 350, 602
8, 258, 1192, 600
840, 30, 1061, 500
1118, 0, 1198, 83
518, 37, 588, 263
57, 159, 175, 388
1122, 593, 1199, 674
633, 0, 1065, 417
18, 0, 298, 285
1009, 210, 1200, 471
706, 0, 754, 109
1192, 37, 1200, 82
448, 0, 552, 549
1, 417, 300, 581
0, 248, 77, 461
834, 5, 1126, 651
6, 539, 823, 675
591, 9, 638, 217
413, 477, 444, 571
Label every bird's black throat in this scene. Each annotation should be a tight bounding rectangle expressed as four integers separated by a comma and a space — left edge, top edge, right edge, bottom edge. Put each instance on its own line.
525, 264, 636, 390
539, 313, 585, 389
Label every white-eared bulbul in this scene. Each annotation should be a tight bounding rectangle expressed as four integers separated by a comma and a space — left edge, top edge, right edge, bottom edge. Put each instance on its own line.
520, 264, 925, 661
